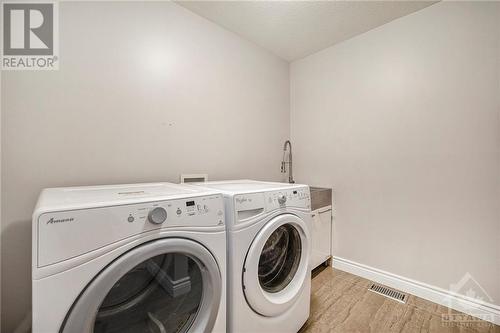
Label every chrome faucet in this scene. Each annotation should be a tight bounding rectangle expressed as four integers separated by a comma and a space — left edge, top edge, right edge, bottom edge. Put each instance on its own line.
281, 140, 294, 183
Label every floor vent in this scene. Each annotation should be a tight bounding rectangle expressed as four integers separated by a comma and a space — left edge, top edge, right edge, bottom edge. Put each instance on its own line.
368, 283, 408, 303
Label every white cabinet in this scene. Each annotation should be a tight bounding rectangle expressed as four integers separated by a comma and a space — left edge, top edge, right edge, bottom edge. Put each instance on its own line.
310, 206, 332, 269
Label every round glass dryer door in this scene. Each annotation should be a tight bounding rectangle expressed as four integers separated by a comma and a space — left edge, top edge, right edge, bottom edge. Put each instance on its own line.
61, 238, 221, 333
243, 214, 310, 317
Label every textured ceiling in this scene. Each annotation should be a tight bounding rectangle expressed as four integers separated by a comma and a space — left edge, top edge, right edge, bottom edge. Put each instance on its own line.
176, 1, 437, 61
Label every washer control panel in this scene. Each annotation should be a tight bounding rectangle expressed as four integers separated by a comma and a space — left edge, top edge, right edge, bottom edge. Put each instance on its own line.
233, 186, 311, 224
37, 194, 225, 268
265, 187, 311, 211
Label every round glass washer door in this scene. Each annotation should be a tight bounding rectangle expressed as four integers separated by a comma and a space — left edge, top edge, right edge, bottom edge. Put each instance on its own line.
243, 214, 310, 317
61, 238, 221, 333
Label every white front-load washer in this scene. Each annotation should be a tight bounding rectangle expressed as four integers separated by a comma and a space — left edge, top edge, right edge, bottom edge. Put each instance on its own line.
32, 182, 226, 333
193, 180, 312, 333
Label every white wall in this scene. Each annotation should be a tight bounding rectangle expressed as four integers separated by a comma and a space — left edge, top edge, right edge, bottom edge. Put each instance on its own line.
291, 1, 499, 306
0, 2, 289, 331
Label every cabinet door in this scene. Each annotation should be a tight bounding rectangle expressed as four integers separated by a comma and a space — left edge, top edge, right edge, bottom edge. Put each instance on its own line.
311, 207, 332, 269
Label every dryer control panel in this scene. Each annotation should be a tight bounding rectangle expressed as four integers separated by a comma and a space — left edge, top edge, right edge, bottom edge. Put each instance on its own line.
36, 194, 225, 268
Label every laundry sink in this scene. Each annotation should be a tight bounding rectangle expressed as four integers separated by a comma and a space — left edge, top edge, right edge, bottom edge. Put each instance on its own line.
310, 186, 332, 211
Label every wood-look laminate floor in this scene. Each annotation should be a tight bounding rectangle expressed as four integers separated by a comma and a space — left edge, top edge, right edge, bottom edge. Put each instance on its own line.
299, 267, 500, 333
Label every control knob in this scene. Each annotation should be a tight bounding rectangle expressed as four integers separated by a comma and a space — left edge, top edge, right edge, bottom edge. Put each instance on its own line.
148, 207, 167, 224
278, 194, 287, 205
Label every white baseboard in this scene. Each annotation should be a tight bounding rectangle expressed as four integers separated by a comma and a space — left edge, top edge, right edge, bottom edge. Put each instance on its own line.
332, 256, 500, 326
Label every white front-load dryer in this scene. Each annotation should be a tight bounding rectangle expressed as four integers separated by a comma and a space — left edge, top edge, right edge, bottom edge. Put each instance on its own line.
32, 182, 226, 333
193, 180, 312, 333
